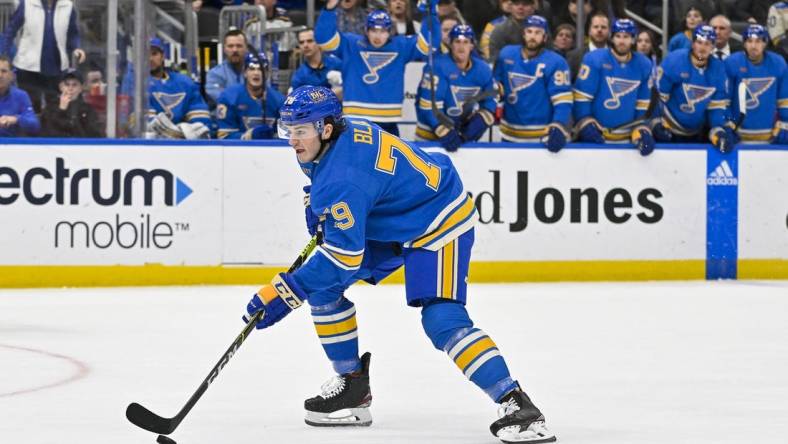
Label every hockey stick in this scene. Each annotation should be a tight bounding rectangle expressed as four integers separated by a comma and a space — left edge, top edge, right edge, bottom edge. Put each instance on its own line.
125, 234, 321, 436
733, 81, 748, 131
425, 0, 455, 129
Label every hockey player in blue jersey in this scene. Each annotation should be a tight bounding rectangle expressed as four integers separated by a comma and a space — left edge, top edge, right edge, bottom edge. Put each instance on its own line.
493, 15, 573, 152
216, 52, 285, 139
573, 18, 655, 155
725, 24, 788, 145
415, 24, 497, 151
315, 0, 440, 136
651, 25, 736, 153
147, 38, 211, 139
241, 86, 557, 444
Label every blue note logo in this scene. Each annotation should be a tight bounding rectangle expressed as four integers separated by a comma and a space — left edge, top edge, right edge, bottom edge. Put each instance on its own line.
152, 92, 187, 119
448, 86, 481, 116
603, 77, 640, 110
507, 72, 538, 104
707, 160, 738, 186
680, 84, 716, 113
742, 77, 775, 109
360, 51, 398, 84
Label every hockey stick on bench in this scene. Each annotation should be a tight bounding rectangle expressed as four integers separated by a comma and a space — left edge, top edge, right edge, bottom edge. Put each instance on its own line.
125, 234, 321, 436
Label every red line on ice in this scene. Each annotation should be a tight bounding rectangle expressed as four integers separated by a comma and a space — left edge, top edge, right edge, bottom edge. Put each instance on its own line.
0, 343, 90, 398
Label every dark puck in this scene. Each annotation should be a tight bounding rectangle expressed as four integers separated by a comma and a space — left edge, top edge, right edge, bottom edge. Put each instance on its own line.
156, 435, 177, 444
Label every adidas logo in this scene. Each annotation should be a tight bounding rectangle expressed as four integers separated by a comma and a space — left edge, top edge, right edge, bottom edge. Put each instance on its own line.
707, 160, 738, 186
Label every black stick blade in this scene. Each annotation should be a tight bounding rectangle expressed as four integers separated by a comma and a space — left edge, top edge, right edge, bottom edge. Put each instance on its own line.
126, 402, 178, 435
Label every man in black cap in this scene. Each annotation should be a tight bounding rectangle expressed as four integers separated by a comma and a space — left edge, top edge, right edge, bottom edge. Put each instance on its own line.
40, 69, 103, 138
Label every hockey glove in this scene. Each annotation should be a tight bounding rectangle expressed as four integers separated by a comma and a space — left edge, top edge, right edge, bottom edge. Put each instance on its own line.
710, 126, 738, 154
651, 120, 673, 142
542, 123, 569, 153
243, 273, 306, 330
435, 124, 463, 152
631, 127, 655, 156
242, 124, 275, 140
417, 0, 437, 14
773, 122, 788, 145
461, 110, 494, 142
577, 119, 605, 144
303, 185, 324, 237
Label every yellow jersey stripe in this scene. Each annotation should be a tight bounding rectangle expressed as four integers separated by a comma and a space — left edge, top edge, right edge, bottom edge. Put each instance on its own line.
415, 126, 437, 140
739, 132, 773, 142
417, 34, 430, 55
501, 124, 547, 139
343, 106, 402, 117
314, 316, 357, 337
320, 33, 341, 52
411, 196, 475, 249
778, 98, 788, 108
454, 337, 497, 371
325, 249, 363, 268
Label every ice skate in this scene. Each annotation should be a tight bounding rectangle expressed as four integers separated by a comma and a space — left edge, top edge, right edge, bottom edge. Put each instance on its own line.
304, 352, 372, 427
490, 384, 556, 443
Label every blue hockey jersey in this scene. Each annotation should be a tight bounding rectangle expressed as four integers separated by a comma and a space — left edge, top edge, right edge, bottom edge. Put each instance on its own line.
657, 48, 728, 136
292, 119, 476, 295
315, 7, 439, 122
573, 48, 652, 142
290, 54, 343, 90
147, 71, 211, 127
493, 45, 573, 142
725, 50, 788, 143
415, 54, 497, 140
216, 83, 285, 139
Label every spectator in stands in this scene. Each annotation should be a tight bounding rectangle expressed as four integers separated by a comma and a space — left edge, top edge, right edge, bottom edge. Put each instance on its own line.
709, 15, 741, 60
0, 55, 39, 137
494, 15, 572, 151
82, 66, 107, 132
551, 23, 576, 57
216, 52, 284, 139
566, 11, 610, 79
146, 38, 211, 139
437, 0, 465, 22
334, 0, 370, 35
668, 6, 704, 52
0, 0, 87, 114
439, 13, 461, 53
388, 0, 420, 36
767, 2, 788, 59
206, 29, 249, 103
488, 0, 537, 63
40, 69, 102, 138
290, 28, 344, 96
246, 0, 298, 67
636, 29, 660, 61
723, 0, 770, 25
479, 0, 511, 60
552, 0, 594, 31
315, 0, 440, 136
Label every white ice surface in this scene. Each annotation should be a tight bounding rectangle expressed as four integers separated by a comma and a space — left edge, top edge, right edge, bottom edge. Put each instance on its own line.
1, 281, 787, 444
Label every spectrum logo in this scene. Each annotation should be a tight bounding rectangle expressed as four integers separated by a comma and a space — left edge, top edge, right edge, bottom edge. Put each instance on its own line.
0, 157, 193, 206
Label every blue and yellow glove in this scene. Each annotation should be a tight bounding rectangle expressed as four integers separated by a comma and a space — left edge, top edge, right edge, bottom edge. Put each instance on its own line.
461, 110, 494, 142
242, 273, 307, 330
435, 124, 463, 152
773, 122, 788, 145
576, 118, 605, 144
709, 125, 738, 154
631, 126, 655, 156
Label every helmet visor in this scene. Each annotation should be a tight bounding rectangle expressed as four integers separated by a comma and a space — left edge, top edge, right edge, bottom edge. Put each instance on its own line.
277, 122, 321, 140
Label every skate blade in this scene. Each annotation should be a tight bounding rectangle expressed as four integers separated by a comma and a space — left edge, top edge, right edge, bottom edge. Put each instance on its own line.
305, 407, 372, 427
497, 423, 557, 443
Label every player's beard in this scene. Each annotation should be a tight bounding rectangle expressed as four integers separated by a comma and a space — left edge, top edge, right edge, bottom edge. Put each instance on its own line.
150, 65, 164, 77
525, 39, 544, 53
612, 45, 630, 58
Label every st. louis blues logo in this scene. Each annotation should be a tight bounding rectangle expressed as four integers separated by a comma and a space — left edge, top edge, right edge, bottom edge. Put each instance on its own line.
603, 77, 640, 109
680, 84, 716, 113
153, 92, 186, 119
448, 86, 481, 116
507, 72, 538, 104
742, 77, 775, 109
360, 51, 398, 84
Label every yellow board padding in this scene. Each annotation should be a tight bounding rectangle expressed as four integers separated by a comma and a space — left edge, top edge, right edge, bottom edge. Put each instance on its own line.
0, 259, 727, 289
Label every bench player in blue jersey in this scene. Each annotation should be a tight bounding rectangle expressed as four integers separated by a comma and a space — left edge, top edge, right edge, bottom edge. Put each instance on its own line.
415, 24, 498, 151
493, 15, 573, 152
315, 0, 440, 136
573, 19, 656, 155
240, 86, 557, 444
216, 52, 285, 140
651, 25, 736, 153
724, 24, 788, 145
